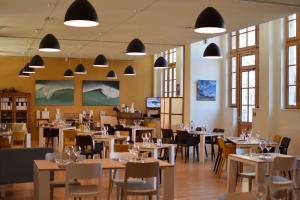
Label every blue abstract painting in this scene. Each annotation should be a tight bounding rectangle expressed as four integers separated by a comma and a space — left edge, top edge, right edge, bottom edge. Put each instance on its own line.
35, 80, 74, 105
197, 80, 216, 101
83, 81, 120, 106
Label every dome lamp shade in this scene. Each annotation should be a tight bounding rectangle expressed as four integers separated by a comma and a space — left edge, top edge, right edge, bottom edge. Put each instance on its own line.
64, 0, 99, 27
106, 70, 117, 79
203, 43, 222, 59
18, 68, 30, 77
154, 56, 168, 69
194, 7, 226, 34
126, 38, 146, 56
39, 34, 61, 52
93, 54, 108, 67
23, 63, 35, 74
123, 65, 136, 76
29, 55, 45, 68
74, 63, 87, 74
64, 69, 74, 78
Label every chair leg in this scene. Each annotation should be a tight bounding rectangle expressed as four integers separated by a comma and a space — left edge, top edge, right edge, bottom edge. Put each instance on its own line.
249, 177, 253, 192
211, 144, 215, 160
196, 145, 199, 161
149, 194, 152, 200
175, 146, 178, 161
213, 152, 221, 173
181, 146, 183, 159
205, 145, 208, 158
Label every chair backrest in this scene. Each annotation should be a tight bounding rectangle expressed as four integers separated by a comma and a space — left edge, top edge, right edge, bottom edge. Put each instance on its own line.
147, 123, 157, 128
162, 129, 174, 143
119, 130, 130, 137
12, 131, 25, 145
213, 128, 225, 133
115, 125, 124, 131
43, 128, 52, 137
11, 123, 27, 133
271, 156, 297, 173
279, 137, 291, 154
0, 137, 11, 148
76, 135, 93, 151
66, 163, 102, 180
114, 144, 129, 152
175, 130, 189, 144
125, 161, 159, 179
64, 129, 77, 142
272, 134, 282, 144
217, 137, 225, 150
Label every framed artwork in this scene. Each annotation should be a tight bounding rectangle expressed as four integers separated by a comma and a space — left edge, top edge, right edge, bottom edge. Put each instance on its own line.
82, 80, 120, 106
35, 80, 74, 105
197, 80, 216, 101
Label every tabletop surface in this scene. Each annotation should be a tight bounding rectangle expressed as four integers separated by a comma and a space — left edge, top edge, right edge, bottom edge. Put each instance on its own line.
135, 142, 175, 149
188, 131, 224, 136
228, 153, 299, 163
227, 137, 278, 145
34, 158, 174, 171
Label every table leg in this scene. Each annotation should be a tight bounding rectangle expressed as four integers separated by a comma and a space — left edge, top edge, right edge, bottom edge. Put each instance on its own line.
200, 135, 205, 163
34, 164, 50, 200
162, 167, 174, 200
58, 129, 64, 152
169, 145, 175, 165
152, 149, 158, 159
132, 129, 136, 142
38, 127, 45, 147
227, 157, 238, 193
109, 139, 115, 158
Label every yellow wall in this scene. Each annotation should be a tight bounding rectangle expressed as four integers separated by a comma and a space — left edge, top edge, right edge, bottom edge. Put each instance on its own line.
0, 56, 153, 139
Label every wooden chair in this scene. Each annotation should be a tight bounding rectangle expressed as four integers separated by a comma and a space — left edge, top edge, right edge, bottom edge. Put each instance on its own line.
114, 144, 129, 152
11, 131, 25, 146
175, 130, 199, 162
0, 137, 11, 148
216, 137, 236, 177
64, 163, 102, 200
63, 129, 77, 148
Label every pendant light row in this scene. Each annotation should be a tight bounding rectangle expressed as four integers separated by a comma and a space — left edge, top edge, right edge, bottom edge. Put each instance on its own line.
20, 0, 226, 78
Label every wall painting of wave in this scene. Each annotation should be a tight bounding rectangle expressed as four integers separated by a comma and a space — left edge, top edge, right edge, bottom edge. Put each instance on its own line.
82, 81, 120, 106
35, 80, 74, 105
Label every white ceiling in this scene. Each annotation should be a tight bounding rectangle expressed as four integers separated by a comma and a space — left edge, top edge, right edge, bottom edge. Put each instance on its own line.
0, 0, 299, 60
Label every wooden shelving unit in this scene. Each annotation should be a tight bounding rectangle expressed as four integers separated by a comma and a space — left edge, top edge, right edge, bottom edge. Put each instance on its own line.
0, 92, 31, 129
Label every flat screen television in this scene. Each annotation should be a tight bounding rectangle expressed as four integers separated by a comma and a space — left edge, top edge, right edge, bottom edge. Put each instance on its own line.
146, 97, 160, 109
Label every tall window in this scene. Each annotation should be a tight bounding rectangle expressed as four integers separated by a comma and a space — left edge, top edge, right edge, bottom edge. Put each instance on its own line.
163, 48, 177, 97
229, 26, 259, 130
286, 14, 299, 108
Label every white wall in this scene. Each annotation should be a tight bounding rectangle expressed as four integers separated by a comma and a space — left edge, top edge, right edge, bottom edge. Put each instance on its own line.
189, 36, 225, 130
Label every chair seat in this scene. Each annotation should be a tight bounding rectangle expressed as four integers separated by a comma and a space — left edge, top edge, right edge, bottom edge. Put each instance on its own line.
272, 176, 293, 185
50, 180, 79, 187
69, 185, 99, 196
113, 178, 145, 185
238, 172, 256, 178
126, 182, 156, 193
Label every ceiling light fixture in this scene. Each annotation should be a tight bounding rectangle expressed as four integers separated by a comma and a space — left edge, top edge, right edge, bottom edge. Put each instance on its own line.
23, 63, 35, 74
39, 34, 61, 52
123, 65, 136, 76
203, 43, 222, 59
74, 63, 87, 74
64, 0, 99, 27
18, 68, 30, 78
126, 38, 146, 56
194, 7, 226, 34
64, 69, 74, 78
29, 55, 45, 68
154, 56, 168, 69
106, 70, 117, 79
93, 54, 108, 67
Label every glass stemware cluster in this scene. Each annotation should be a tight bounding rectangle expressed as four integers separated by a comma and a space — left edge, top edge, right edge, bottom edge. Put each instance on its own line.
129, 143, 139, 160
64, 146, 82, 162
141, 132, 151, 146
259, 140, 272, 153
102, 126, 108, 135
119, 119, 126, 126
0, 123, 7, 131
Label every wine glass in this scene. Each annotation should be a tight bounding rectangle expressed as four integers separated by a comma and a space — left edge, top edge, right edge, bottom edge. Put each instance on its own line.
141, 132, 146, 144
265, 141, 272, 153
259, 140, 266, 153
1, 123, 7, 131
74, 146, 81, 162
64, 146, 72, 161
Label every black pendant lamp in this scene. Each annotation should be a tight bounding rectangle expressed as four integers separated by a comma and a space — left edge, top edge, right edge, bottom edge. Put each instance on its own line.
64, 69, 74, 78
74, 63, 87, 74
154, 56, 168, 69
29, 55, 45, 68
124, 65, 136, 76
126, 38, 146, 56
18, 68, 30, 78
203, 43, 222, 59
93, 54, 108, 67
194, 7, 226, 34
106, 70, 117, 79
39, 34, 61, 52
23, 63, 35, 74
64, 0, 99, 27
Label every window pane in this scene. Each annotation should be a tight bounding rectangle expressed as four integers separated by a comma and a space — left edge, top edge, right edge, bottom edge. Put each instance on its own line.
288, 20, 296, 38
249, 71, 255, 87
241, 106, 248, 122
232, 89, 236, 105
288, 86, 297, 106
249, 88, 255, 105
164, 71, 168, 79
239, 33, 246, 48
239, 28, 247, 34
242, 55, 255, 66
232, 36, 236, 50
289, 66, 297, 85
248, 31, 255, 46
165, 82, 168, 92
249, 106, 255, 122
232, 31, 236, 36
169, 69, 172, 77
288, 14, 296, 20
242, 89, 248, 105
248, 26, 255, 31
242, 72, 248, 88
169, 81, 172, 91
288, 45, 297, 65
173, 68, 176, 78
231, 57, 236, 72
232, 73, 236, 88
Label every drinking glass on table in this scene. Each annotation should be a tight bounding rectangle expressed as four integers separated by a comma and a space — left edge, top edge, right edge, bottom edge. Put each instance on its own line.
265, 141, 272, 153
141, 132, 146, 144
64, 146, 73, 161
259, 140, 266, 153
73, 146, 81, 162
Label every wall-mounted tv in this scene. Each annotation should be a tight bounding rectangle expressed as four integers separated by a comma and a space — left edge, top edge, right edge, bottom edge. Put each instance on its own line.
146, 97, 160, 109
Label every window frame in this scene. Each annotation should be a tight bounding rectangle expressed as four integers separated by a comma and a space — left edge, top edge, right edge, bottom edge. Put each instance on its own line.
163, 48, 177, 97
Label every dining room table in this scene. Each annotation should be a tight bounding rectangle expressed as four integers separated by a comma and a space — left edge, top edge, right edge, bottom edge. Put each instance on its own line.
189, 131, 225, 163
38, 124, 76, 152
227, 153, 300, 195
124, 125, 156, 142
33, 158, 175, 200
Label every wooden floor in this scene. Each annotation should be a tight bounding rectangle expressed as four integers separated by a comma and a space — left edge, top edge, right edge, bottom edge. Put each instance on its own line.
2, 152, 229, 200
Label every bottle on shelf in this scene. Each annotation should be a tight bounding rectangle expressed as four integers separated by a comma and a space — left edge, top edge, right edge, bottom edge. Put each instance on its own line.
190, 120, 195, 131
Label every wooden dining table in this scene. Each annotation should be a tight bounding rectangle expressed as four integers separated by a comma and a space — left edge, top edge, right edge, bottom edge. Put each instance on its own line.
124, 126, 156, 142
226, 137, 278, 151
227, 153, 300, 195
33, 158, 175, 200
